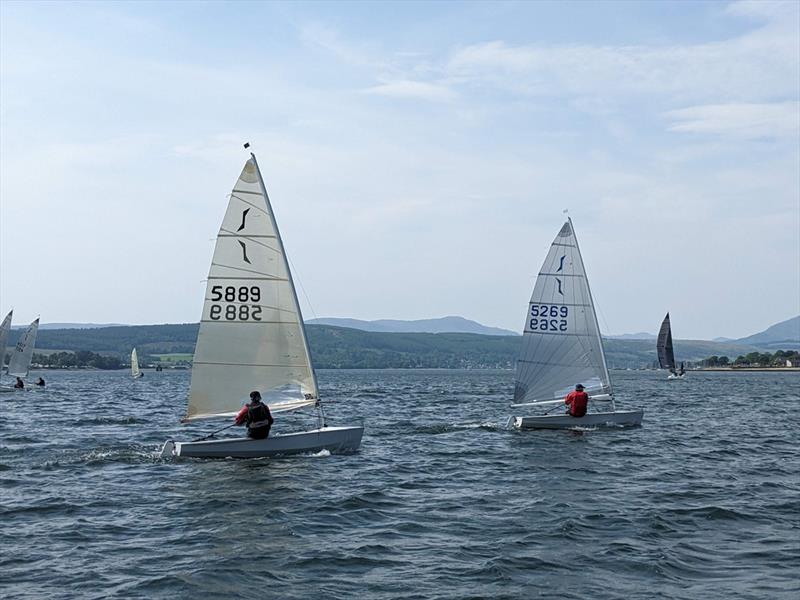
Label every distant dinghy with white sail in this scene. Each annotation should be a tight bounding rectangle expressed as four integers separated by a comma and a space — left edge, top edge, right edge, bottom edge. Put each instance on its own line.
1, 317, 40, 392
657, 313, 685, 379
510, 219, 643, 429
160, 150, 363, 459
0, 310, 14, 392
131, 348, 144, 378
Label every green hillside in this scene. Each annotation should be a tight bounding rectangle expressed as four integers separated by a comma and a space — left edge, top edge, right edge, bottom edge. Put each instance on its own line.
6, 323, 768, 369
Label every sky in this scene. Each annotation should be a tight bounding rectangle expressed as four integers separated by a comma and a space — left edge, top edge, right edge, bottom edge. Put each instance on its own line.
0, 0, 798, 339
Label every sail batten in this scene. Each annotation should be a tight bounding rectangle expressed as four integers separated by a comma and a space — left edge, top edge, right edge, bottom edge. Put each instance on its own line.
513, 220, 611, 404
185, 154, 318, 420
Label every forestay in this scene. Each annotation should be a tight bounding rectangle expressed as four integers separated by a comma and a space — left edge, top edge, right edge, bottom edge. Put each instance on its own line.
185, 155, 318, 421
513, 220, 611, 404
657, 313, 675, 370
8, 318, 39, 377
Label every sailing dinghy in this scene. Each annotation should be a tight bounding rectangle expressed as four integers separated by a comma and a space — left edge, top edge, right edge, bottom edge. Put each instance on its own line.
0, 310, 14, 392
160, 152, 363, 459
0, 309, 12, 367
510, 219, 642, 429
1, 317, 40, 392
657, 313, 684, 379
131, 348, 143, 378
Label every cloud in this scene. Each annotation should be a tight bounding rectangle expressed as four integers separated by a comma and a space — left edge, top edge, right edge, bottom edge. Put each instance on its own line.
365, 79, 456, 102
665, 102, 800, 139
443, 3, 798, 106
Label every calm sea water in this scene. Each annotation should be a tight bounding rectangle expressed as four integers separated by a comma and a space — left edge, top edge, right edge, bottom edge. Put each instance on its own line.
1, 369, 798, 599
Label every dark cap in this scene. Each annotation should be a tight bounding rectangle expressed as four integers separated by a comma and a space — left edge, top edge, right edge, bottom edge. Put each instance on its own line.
249, 391, 261, 401
575, 384, 585, 390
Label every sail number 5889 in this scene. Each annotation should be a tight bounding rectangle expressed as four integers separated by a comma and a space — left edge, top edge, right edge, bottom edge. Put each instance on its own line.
209, 285, 263, 321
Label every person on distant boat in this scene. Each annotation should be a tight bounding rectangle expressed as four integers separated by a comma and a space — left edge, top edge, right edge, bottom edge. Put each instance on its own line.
35, 377, 45, 387
235, 391, 274, 440
565, 383, 589, 417
13, 377, 24, 389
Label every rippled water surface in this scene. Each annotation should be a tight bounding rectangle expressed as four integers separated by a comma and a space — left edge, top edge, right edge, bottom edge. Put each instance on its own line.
1, 369, 798, 599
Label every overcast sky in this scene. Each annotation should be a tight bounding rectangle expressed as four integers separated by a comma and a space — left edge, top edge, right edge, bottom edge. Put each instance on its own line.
1, 0, 798, 339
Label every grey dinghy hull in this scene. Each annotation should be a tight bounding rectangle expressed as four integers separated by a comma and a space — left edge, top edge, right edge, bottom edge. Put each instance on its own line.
161, 425, 364, 459
513, 410, 643, 430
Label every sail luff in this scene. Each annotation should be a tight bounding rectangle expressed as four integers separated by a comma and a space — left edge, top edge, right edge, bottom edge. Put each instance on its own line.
568, 217, 613, 397
250, 153, 319, 398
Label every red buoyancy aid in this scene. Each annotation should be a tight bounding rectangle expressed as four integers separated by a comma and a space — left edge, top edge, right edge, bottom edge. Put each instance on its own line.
565, 390, 589, 417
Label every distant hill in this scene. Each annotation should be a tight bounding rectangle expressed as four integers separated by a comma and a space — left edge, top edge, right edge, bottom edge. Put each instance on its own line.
10, 322, 127, 330
735, 315, 800, 350
306, 316, 518, 336
607, 332, 657, 340
3, 322, 767, 370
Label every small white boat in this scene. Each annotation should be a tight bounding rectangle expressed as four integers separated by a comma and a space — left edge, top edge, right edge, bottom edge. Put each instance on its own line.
161, 149, 363, 459
509, 219, 643, 430
131, 348, 144, 378
162, 426, 362, 459
657, 313, 685, 379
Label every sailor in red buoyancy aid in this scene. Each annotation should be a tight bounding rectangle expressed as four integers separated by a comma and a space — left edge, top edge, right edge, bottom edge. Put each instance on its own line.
565, 383, 589, 417
235, 391, 274, 439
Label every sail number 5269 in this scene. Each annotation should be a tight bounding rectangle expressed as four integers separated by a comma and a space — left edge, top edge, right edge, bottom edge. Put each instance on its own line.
209, 285, 262, 321
529, 304, 568, 332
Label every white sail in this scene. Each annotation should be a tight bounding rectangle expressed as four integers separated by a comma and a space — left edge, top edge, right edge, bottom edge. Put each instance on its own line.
185, 154, 318, 421
131, 348, 141, 378
0, 310, 12, 370
8, 317, 39, 378
513, 219, 611, 404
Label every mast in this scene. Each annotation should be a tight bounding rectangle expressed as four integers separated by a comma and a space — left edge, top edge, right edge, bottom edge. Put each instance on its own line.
249, 152, 320, 399
568, 217, 615, 411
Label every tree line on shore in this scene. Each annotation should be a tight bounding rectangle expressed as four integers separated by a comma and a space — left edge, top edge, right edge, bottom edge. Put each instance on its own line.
30, 351, 123, 370
701, 350, 799, 367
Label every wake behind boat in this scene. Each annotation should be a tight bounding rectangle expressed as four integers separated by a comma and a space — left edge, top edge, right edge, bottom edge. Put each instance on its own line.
160, 150, 363, 459
509, 219, 643, 430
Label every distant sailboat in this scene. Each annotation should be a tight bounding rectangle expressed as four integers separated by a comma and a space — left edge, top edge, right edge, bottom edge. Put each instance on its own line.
8, 318, 39, 378
0, 310, 14, 392
0, 310, 12, 369
131, 348, 144, 378
657, 313, 684, 379
510, 219, 643, 429
161, 150, 363, 458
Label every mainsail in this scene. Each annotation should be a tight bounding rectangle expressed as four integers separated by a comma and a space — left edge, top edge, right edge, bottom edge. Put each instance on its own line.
513, 219, 611, 404
0, 310, 12, 369
8, 318, 39, 377
657, 313, 675, 370
131, 348, 141, 378
185, 154, 318, 420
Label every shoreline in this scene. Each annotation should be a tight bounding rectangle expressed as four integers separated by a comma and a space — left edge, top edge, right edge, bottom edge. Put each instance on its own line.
695, 367, 800, 372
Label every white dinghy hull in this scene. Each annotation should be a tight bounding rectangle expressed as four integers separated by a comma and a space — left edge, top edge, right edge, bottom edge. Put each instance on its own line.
161, 425, 364, 459
513, 410, 643, 430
